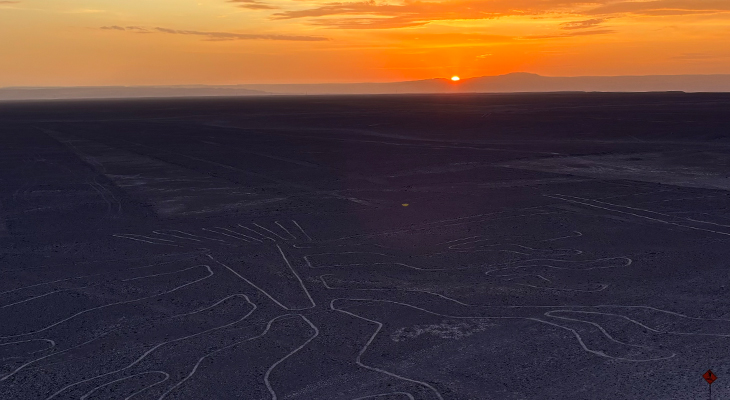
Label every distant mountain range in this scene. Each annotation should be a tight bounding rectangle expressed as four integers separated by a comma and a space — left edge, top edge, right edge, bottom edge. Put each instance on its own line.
3, 73, 730, 100
0, 86, 268, 101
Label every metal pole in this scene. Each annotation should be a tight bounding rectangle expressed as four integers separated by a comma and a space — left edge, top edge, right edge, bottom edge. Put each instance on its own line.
709, 383, 712, 400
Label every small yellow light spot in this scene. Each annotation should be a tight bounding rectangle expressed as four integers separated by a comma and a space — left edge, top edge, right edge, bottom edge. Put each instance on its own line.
451, 76, 460, 81
402, 203, 409, 207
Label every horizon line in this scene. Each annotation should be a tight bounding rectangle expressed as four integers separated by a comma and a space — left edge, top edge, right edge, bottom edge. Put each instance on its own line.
5, 72, 730, 89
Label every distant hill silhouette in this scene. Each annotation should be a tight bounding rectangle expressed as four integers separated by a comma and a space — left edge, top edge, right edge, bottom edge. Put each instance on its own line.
3, 73, 730, 100
241, 73, 730, 94
0, 86, 268, 101
459, 73, 730, 93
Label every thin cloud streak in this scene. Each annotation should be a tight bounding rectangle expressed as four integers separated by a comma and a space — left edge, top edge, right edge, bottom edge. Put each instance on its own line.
270, 0, 509, 29
270, 0, 730, 29
228, 0, 279, 10
560, 18, 608, 30
522, 28, 616, 39
100, 26, 328, 41
586, 0, 730, 15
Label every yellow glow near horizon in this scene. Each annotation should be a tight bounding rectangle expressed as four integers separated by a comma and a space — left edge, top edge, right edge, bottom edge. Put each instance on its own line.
1, 0, 730, 86
451, 76, 460, 81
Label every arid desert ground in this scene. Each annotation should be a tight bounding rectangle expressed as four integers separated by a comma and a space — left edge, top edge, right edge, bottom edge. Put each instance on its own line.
2, 93, 730, 399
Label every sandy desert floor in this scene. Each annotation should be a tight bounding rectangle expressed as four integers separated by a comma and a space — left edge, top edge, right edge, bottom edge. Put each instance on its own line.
1, 93, 730, 399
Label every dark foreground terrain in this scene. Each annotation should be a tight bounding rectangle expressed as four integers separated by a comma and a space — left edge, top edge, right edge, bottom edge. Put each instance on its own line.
1, 93, 730, 399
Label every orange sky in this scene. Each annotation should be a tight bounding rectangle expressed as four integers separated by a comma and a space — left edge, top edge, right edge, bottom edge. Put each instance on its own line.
1, 0, 729, 86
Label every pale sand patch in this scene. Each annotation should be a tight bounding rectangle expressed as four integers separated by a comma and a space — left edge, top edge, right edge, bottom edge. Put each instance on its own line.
499, 151, 730, 191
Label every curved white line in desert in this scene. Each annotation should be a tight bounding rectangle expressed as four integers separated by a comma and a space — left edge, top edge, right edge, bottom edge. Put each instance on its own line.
80, 371, 170, 400
332, 298, 676, 363
0, 339, 56, 354
331, 299, 445, 400
305, 253, 456, 271
154, 317, 283, 399
206, 254, 314, 310
0, 283, 100, 309
264, 315, 319, 400
546, 194, 730, 237
528, 317, 675, 362
448, 239, 581, 254
156, 314, 312, 400
0, 274, 101, 297
318, 275, 474, 307
484, 256, 632, 276
113, 234, 182, 246
1, 261, 194, 310
1, 295, 250, 385
0, 259, 182, 297
554, 309, 730, 338
544, 310, 657, 350
331, 207, 563, 241
1, 332, 116, 382
352, 392, 416, 400
44, 294, 256, 400
501, 274, 552, 283
542, 231, 583, 242
274, 221, 297, 240
493, 256, 632, 268
516, 283, 610, 292
0, 265, 213, 341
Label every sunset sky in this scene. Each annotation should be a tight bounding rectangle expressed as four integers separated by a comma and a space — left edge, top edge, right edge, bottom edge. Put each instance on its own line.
1, 0, 729, 86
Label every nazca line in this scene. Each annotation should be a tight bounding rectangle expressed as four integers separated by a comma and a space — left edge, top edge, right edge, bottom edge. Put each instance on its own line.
0, 339, 55, 354
541, 310, 675, 361
0, 251, 204, 274
352, 393, 415, 400
0, 258, 187, 296
206, 249, 316, 310
0, 265, 213, 342
2, 265, 212, 310
80, 371, 170, 400
319, 274, 473, 307
112, 234, 181, 246
292, 220, 313, 242
201, 227, 260, 243
485, 256, 632, 275
238, 224, 276, 241
45, 294, 257, 400
154, 230, 230, 244
274, 221, 297, 240
304, 253, 471, 271
118, 221, 307, 248
331, 299, 445, 400
154, 314, 318, 400
254, 222, 290, 241
332, 298, 680, 363
550, 309, 730, 339
1, 293, 250, 383
546, 193, 730, 237
332, 206, 562, 241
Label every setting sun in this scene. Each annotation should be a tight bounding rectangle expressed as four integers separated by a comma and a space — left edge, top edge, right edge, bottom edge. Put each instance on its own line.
451, 76, 460, 82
